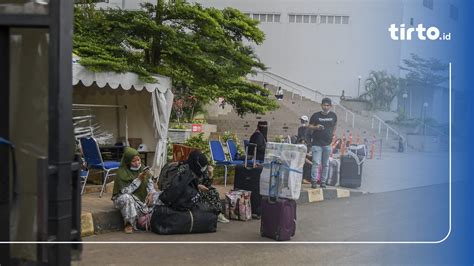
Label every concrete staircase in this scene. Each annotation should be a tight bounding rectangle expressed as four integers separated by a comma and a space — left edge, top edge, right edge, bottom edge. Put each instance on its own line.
206, 77, 401, 151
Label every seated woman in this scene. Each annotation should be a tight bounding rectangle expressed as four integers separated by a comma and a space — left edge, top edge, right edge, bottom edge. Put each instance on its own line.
112, 147, 160, 234
187, 150, 229, 223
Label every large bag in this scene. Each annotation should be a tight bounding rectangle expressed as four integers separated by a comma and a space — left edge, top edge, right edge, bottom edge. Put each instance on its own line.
224, 190, 252, 221
234, 143, 263, 215
158, 162, 181, 191
260, 158, 297, 241
260, 143, 306, 200
326, 157, 340, 186
339, 151, 363, 188
158, 165, 199, 211
150, 205, 217, 235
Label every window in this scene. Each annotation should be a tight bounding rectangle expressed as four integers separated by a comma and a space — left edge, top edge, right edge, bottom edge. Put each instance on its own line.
423, 0, 434, 10
244, 13, 250, 17
328, 16, 334, 24
253, 14, 259, 20
335, 16, 342, 24
289, 14, 295, 23
296, 15, 302, 23
274, 14, 281, 22
260, 14, 267, 22
410, 17, 414, 26
303, 15, 309, 23
450, 4, 458, 20
311, 15, 317, 23
342, 16, 349, 24
267, 14, 274, 22
320, 15, 327, 24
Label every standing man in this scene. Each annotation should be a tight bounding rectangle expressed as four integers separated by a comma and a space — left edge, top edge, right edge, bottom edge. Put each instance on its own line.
307, 98, 337, 188
248, 121, 268, 162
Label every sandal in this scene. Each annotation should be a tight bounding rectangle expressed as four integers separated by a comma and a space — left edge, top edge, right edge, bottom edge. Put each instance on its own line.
124, 224, 134, 234
302, 179, 311, 184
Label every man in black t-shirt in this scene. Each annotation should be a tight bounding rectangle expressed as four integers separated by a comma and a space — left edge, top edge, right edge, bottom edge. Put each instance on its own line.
307, 98, 337, 188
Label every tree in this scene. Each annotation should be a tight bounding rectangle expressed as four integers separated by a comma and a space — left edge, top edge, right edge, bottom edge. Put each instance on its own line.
73, 0, 277, 116
360, 70, 400, 111
400, 53, 448, 86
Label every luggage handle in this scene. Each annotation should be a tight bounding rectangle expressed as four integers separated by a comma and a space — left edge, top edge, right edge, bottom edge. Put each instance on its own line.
346, 150, 363, 176
268, 157, 282, 203
244, 143, 258, 168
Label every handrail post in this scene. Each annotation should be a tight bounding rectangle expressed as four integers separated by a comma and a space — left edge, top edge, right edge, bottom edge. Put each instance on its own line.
371, 117, 374, 129
345, 111, 348, 123
386, 128, 389, 140
352, 113, 355, 128
378, 120, 381, 134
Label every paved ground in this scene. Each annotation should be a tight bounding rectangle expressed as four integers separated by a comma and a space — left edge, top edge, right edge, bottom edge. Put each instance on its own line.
78, 184, 452, 265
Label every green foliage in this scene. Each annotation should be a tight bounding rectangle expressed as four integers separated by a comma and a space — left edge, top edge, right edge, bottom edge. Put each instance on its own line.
184, 133, 210, 161
360, 71, 400, 111
74, 0, 277, 116
170, 124, 188, 129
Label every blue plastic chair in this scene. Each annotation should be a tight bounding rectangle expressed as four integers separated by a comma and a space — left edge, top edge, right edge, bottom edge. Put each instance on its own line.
80, 137, 120, 198
80, 169, 89, 195
209, 140, 242, 187
226, 139, 244, 163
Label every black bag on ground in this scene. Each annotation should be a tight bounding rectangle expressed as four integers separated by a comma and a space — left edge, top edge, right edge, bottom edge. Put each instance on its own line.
339, 151, 363, 188
234, 143, 262, 216
158, 164, 199, 211
150, 205, 217, 235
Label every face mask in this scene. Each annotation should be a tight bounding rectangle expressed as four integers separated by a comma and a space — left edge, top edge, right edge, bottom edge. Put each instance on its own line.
130, 164, 141, 171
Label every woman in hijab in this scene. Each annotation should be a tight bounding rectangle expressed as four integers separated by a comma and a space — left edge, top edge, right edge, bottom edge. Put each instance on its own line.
248, 121, 268, 162
187, 150, 229, 223
112, 147, 160, 233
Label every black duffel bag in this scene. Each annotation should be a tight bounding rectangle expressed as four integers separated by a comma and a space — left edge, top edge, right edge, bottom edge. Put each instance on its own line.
150, 204, 217, 235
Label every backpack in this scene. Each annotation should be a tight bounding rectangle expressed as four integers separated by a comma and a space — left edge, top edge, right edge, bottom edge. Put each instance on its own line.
158, 162, 181, 191
158, 164, 199, 211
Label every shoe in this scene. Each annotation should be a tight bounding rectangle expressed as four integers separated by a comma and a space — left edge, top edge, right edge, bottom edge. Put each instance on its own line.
252, 214, 261, 220
217, 213, 230, 223
124, 224, 134, 234
320, 183, 327, 188
311, 182, 318, 189
302, 179, 311, 185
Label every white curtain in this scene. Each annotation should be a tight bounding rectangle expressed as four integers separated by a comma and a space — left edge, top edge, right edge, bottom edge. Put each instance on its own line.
151, 88, 174, 177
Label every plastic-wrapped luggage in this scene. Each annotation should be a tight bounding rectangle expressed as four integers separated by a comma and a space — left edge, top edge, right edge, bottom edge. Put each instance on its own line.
260, 142, 306, 200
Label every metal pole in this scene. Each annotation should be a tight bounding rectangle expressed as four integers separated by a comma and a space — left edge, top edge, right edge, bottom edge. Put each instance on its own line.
371, 117, 374, 129
345, 111, 348, 122
386, 128, 389, 140
378, 120, 381, 134
352, 114, 355, 128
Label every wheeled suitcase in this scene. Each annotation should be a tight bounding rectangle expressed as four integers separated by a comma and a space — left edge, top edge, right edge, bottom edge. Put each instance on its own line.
326, 158, 340, 186
234, 143, 263, 216
339, 151, 362, 188
260, 159, 297, 241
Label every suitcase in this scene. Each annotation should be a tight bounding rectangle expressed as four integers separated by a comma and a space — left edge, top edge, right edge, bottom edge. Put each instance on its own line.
260, 158, 297, 241
339, 151, 362, 188
260, 142, 306, 200
224, 190, 252, 221
150, 205, 217, 235
326, 158, 340, 186
234, 144, 263, 216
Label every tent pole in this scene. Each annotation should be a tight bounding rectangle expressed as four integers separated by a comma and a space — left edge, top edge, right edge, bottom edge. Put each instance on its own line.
124, 105, 129, 146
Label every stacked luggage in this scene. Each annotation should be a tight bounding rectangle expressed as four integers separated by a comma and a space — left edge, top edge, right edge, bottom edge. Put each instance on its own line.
339, 144, 366, 188
259, 142, 306, 241
233, 143, 263, 217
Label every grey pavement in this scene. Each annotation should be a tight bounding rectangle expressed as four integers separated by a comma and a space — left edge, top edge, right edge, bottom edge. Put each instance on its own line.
360, 151, 449, 193
79, 184, 452, 265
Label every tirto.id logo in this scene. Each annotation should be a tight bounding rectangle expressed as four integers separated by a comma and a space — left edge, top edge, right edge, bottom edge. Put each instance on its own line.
388, 24, 451, 41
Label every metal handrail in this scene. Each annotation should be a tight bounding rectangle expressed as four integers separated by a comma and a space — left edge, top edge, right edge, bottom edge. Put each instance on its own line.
252, 70, 355, 128
371, 115, 404, 141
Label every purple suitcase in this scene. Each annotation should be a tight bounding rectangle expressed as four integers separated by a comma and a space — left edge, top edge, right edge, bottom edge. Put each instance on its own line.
260, 159, 297, 241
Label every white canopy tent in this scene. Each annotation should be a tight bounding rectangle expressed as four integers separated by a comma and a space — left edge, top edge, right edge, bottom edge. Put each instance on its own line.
72, 61, 174, 176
